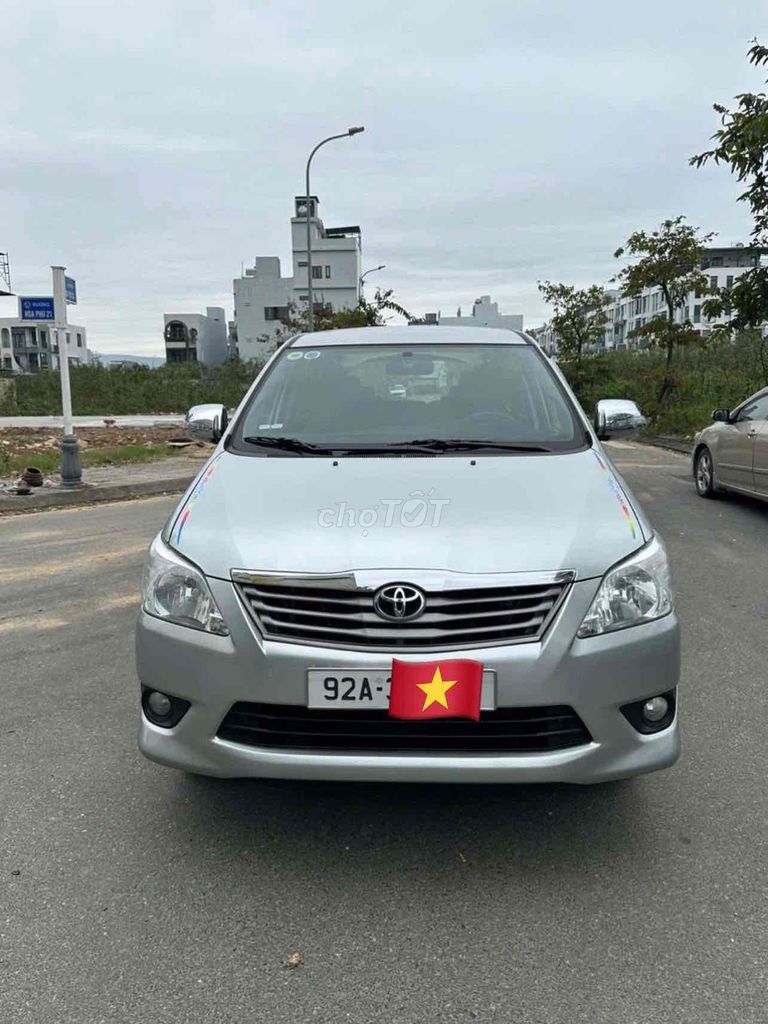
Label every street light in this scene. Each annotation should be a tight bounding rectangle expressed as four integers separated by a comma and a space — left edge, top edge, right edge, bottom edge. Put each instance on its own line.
360, 264, 386, 289
305, 126, 365, 331
51, 266, 82, 487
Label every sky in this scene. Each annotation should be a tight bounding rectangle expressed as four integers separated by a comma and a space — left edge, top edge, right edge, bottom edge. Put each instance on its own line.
0, 0, 764, 356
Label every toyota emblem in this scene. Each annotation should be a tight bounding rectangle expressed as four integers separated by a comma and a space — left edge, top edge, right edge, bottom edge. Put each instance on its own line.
373, 584, 426, 621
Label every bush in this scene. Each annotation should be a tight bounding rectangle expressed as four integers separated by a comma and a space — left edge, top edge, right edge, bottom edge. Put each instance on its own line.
560, 332, 768, 436
0, 359, 264, 416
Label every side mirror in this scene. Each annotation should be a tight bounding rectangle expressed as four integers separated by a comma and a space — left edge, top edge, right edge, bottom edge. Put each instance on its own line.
594, 399, 647, 440
712, 409, 731, 423
186, 403, 228, 444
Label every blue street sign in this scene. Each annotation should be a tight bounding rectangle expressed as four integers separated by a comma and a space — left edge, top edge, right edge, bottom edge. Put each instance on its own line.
19, 296, 55, 321
65, 276, 77, 304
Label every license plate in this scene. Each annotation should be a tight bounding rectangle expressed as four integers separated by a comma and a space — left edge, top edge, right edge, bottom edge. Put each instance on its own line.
307, 669, 496, 710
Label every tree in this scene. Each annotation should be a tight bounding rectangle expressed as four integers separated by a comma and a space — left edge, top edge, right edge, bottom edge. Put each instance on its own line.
613, 217, 715, 408
690, 40, 768, 368
261, 288, 415, 345
691, 41, 768, 242
536, 281, 611, 381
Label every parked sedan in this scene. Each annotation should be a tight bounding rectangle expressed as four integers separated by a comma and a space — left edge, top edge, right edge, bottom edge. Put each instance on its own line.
693, 387, 768, 501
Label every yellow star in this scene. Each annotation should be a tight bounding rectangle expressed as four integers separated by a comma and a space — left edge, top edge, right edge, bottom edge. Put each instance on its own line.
417, 667, 458, 711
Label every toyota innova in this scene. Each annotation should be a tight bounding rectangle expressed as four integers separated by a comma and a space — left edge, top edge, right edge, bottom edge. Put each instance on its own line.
136, 326, 680, 783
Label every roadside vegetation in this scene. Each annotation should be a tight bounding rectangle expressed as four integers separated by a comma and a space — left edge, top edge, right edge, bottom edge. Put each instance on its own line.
0, 359, 262, 417
542, 41, 768, 435
0, 443, 183, 479
560, 331, 767, 436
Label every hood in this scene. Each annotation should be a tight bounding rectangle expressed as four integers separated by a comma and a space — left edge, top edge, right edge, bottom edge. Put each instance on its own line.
168, 447, 647, 581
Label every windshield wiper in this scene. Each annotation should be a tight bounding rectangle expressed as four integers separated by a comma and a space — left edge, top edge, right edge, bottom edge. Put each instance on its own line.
397, 438, 553, 453
242, 435, 332, 455
243, 436, 553, 456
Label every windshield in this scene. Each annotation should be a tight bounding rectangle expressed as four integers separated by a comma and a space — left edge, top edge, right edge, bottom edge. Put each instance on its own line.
232, 342, 587, 454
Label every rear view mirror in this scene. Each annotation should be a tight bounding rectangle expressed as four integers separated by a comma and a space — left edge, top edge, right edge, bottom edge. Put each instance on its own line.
385, 354, 434, 376
594, 399, 647, 440
712, 409, 731, 423
186, 403, 228, 444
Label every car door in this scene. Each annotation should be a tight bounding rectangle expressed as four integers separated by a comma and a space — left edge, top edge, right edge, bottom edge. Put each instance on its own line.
748, 395, 768, 498
716, 391, 768, 492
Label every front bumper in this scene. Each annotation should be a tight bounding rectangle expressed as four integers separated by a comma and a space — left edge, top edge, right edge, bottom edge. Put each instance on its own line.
135, 576, 681, 784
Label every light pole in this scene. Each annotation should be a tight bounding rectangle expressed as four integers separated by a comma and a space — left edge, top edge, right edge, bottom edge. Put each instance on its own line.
360, 264, 386, 291
305, 126, 364, 331
51, 265, 82, 487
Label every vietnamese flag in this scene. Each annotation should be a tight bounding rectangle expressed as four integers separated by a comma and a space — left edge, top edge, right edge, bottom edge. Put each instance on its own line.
388, 659, 483, 721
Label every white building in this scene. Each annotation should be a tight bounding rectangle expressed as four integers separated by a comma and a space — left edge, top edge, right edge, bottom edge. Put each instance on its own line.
0, 317, 89, 374
163, 307, 229, 365
534, 246, 762, 355
421, 295, 523, 331
233, 196, 362, 360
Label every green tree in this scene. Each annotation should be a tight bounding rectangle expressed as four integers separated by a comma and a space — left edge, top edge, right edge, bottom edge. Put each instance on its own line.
261, 288, 415, 344
536, 281, 611, 383
692, 41, 768, 243
613, 217, 715, 409
690, 40, 768, 376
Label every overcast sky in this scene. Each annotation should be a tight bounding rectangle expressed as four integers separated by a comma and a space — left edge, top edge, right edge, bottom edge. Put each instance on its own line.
0, 1, 763, 355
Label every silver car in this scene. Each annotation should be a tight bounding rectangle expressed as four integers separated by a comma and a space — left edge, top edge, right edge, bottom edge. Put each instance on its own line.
693, 387, 768, 501
136, 326, 680, 783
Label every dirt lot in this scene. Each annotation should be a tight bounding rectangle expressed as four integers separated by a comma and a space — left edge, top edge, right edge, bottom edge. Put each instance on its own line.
0, 425, 193, 458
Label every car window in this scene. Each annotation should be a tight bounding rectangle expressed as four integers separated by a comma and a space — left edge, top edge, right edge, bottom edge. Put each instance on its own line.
737, 394, 768, 422
233, 342, 587, 453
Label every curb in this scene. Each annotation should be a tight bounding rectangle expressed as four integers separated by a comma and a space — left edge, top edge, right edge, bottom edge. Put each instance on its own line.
633, 435, 693, 457
0, 474, 195, 516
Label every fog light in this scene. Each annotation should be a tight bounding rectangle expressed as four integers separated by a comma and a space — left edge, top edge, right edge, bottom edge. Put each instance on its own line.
147, 691, 172, 717
620, 689, 676, 734
642, 696, 669, 723
141, 686, 190, 728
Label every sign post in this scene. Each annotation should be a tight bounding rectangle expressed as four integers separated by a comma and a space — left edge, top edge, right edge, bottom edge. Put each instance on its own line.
52, 266, 82, 487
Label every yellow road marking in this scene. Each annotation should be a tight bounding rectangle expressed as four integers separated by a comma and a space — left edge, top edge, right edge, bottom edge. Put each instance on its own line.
0, 541, 148, 584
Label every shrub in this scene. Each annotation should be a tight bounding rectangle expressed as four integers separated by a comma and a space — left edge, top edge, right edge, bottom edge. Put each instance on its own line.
0, 358, 263, 416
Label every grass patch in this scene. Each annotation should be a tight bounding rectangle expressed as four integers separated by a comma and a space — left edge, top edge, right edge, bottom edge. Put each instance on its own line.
1, 444, 183, 479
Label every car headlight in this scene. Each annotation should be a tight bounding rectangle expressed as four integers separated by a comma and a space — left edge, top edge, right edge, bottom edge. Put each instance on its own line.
577, 535, 673, 638
141, 535, 229, 635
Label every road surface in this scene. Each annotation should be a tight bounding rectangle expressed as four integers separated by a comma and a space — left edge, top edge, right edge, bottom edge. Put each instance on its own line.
1, 442, 767, 1023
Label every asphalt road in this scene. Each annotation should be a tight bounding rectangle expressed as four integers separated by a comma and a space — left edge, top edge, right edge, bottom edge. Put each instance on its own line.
1, 442, 767, 1024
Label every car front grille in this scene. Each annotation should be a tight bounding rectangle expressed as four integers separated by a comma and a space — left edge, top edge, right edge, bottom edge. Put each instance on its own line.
232, 574, 571, 651
217, 703, 592, 754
